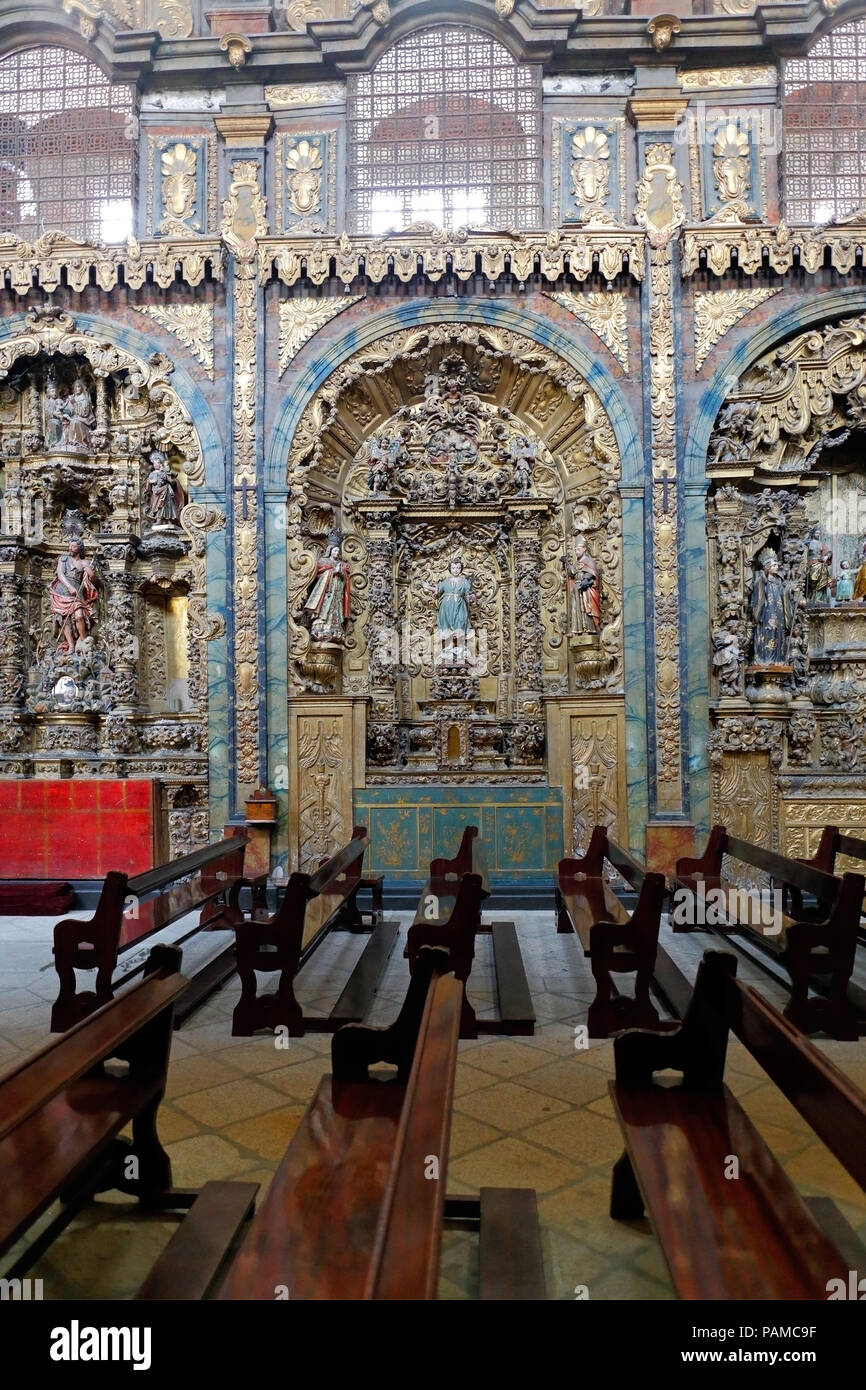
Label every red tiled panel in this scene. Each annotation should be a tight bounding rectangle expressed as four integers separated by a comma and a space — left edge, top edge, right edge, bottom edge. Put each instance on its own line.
0, 780, 158, 879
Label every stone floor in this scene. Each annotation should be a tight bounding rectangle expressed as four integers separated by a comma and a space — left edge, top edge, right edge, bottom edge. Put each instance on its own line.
1, 908, 865, 1300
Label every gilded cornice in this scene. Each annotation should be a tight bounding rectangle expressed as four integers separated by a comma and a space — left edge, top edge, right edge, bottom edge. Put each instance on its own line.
0, 233, 224, 295
681, 221, 866, 277
260, 228, 646, 287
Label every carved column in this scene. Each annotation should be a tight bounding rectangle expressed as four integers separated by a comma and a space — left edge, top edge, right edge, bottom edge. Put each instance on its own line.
0, 540, 30, 760
509, 502, 548, 762
354, 500, 399, 758
631, 92, 693, 864
99, 537, 141, 718
217, 114, 272, 807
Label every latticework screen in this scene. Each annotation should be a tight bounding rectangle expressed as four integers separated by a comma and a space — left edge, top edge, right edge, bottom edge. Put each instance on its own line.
0, 45, 135, 244
347, 25, 542, 235
783, 19, 866, 223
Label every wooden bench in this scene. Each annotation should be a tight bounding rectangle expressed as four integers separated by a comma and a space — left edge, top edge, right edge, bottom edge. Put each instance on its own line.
232, 827, 398, 1037
218, 945, 546, 1301
788, 823, 866, 927
407, 826, 535, 1038
608, 948, 866, 1300
51, 834, 253, 1032
0, 943, 258, 1298
674, 826, 864, 1038
554, 825, 687, 1036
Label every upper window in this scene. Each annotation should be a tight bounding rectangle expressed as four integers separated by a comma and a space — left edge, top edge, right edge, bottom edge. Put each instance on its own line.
347, 25, 542, 235
0, 45, 135, 244
783, 19, 866, 223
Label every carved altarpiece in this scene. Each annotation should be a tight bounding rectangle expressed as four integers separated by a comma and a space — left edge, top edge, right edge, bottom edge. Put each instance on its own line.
0, 308, 220, 856
706, 311, 866, 865
286, 330, 627, 869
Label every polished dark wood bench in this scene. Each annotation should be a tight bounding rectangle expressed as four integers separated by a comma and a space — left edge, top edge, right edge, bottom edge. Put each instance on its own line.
673, 825, 864, 1038
51, 834, 253, 1032
218, 946, 545, 1301
232, 827, 397, 1037
407, 827, 535, 1038
555, 825, 686, 1036
0, 943, 258, 1297
609, 949, 866, 1300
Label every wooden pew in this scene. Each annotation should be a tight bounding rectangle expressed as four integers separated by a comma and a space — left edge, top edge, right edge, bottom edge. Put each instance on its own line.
0, 944, 258, 1297
407, 827, 535, 1038
232, 828, 398, 1037
554, 825, 687, 1036
218, 946, 546, 1301
787, 824, 866, 927
51, 834, 253, 1032
673, 826, 864, 1038
608, 949, 866, 1300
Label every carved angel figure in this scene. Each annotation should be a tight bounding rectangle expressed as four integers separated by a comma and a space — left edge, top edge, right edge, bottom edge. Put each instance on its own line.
367, 432, 401, 494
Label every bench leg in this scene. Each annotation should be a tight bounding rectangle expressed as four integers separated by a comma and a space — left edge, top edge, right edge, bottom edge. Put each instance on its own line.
610, 1150, 645, 1221
555, 887, 573, 935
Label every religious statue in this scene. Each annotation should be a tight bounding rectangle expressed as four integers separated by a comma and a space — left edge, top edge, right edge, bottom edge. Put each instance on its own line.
303, 541, 351, 642
49, 539, 100, 654
805, 525, 832, 603
144, 448, 184, 526
423, 557, 474, 667
853, 533, 866, 600
43, 376, 64, 450
367, 433, 400, 494
750, 548, 795, 665
836, 562, 854, 602
508, 435, 537, 496
61, 377, 95, 454
566, 536, 602, 636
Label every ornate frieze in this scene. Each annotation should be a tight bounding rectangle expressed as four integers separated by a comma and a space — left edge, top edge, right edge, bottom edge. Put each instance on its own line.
681, 221, 866, 278
261, 227, 645, 289
693, 288, 780, 369
0, 233, 223, 295
134, 304, 215, 378
679, 66, 777, 91
265, 83, 346, 110
546, 291, 629, 372
278, 296, 363, 374
61, 0, 193, 39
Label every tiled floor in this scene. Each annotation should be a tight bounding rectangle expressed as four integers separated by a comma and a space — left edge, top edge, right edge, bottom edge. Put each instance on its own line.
1, 909, 865, 1300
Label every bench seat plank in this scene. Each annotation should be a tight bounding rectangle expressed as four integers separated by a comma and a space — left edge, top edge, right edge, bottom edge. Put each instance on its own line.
330, 919, 399, 1025
0, 1075, 161, 1256
217, 1076, 405, 1301
557, 878, 629, 954
485, 922, 535, 1037
135, 1181, 259, 1301
478, 1188, 546, 1301
610, 1078, 848, 1300
118, 876, 235, 951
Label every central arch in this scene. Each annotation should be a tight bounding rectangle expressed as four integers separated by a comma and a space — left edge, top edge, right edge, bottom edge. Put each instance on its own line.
266, 300, 648, 878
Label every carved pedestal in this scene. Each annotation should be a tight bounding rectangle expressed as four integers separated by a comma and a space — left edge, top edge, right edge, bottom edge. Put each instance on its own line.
287, 698, 367, 873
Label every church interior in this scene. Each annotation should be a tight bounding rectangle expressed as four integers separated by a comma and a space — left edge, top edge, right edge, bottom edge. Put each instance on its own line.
2, 0, 866, 1321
